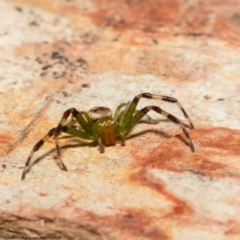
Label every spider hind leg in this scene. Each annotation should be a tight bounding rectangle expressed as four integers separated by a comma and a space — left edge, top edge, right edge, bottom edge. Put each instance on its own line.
133, 93, 194, 129
118, 92, 195, 152
138, 106, 195, 152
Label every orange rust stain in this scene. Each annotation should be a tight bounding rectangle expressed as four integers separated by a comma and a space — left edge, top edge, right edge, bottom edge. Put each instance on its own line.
133, 128, 240, 179
20, 204, 169, 240
0, 134, 14, 156
0, 134, 13, 144
88, 0, 180, 32
38, 192, 48, 197
130, 169, 193, 217
179, 6, 212, 35
214, 19, 240, 45
107, 209, 169, 239
225, 221, 240, 235
11, 0, 240, 46
203, 94, 211, 100
88, 0, 240, 45
195, 128, 240, 155
82, 209, 169, 239
129, 127, 240, 219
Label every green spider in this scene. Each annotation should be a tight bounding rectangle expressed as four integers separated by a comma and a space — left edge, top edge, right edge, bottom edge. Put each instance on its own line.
21, 93, 195, 180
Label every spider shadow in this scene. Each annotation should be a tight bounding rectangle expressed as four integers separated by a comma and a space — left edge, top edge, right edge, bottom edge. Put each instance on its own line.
126, 119, 191, 148
24, 139, 98, 176
125, 129, 170, 141
23, 120, 191, 176
125, 128, 189, 149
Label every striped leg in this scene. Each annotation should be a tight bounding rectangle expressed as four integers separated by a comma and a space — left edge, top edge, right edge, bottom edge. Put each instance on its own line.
114, 102, 159, 124
123, 93, 194, 129
54, 108, 93, 137
113, 102, 129, 121
130, 106, 195, 152
52, 108, 93, 165
53, 108, 79, 136
21, 128, 57, 180
22, 109, 94, 180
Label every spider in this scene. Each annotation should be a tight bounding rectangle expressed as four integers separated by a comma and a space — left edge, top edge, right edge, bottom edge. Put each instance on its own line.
21, 93, 195, 180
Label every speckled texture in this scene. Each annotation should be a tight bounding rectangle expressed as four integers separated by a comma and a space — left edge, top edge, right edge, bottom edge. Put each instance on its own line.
0, 0, 240, 239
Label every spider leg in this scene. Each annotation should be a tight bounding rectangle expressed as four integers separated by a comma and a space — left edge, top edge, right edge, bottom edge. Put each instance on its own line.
21, 128, 56, 180
50, 109, 78, 174
113, 102, 130, 120
63, 125, 104, 153
53, 107, 95, 157
140, 113, 159, 124
119, 132, 126, 146
150, 94, 194, 129
128, 106, 195, 152
54, 108, 94, 135
97, 138, 105, 153
122, 93, 194, 129
66, 119, 78, 127
22, 109, 95, 180
54, 135, 68, 172
114, 102, 158, 124
61, 126, 94, 138
54, 109, 107, 153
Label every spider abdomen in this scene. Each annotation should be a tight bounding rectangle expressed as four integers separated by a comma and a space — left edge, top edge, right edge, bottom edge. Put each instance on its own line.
95, 117, 117, 146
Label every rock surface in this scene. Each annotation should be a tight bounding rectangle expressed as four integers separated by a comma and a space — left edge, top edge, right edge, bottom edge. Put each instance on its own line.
0, 0, 240, 239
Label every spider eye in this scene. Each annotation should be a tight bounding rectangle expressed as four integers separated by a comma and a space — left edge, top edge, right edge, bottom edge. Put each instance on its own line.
88, 107, 112, 120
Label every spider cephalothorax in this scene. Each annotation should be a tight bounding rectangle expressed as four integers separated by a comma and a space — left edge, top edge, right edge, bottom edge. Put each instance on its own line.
21, 93, 195, 180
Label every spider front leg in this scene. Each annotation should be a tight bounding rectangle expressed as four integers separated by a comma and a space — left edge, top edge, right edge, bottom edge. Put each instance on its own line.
22, 108, 94, 180
52, 107, 94, 162
21, 127, 67, 180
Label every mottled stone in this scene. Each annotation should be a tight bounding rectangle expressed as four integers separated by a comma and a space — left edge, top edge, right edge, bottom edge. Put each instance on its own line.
0, 0, 240, 239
